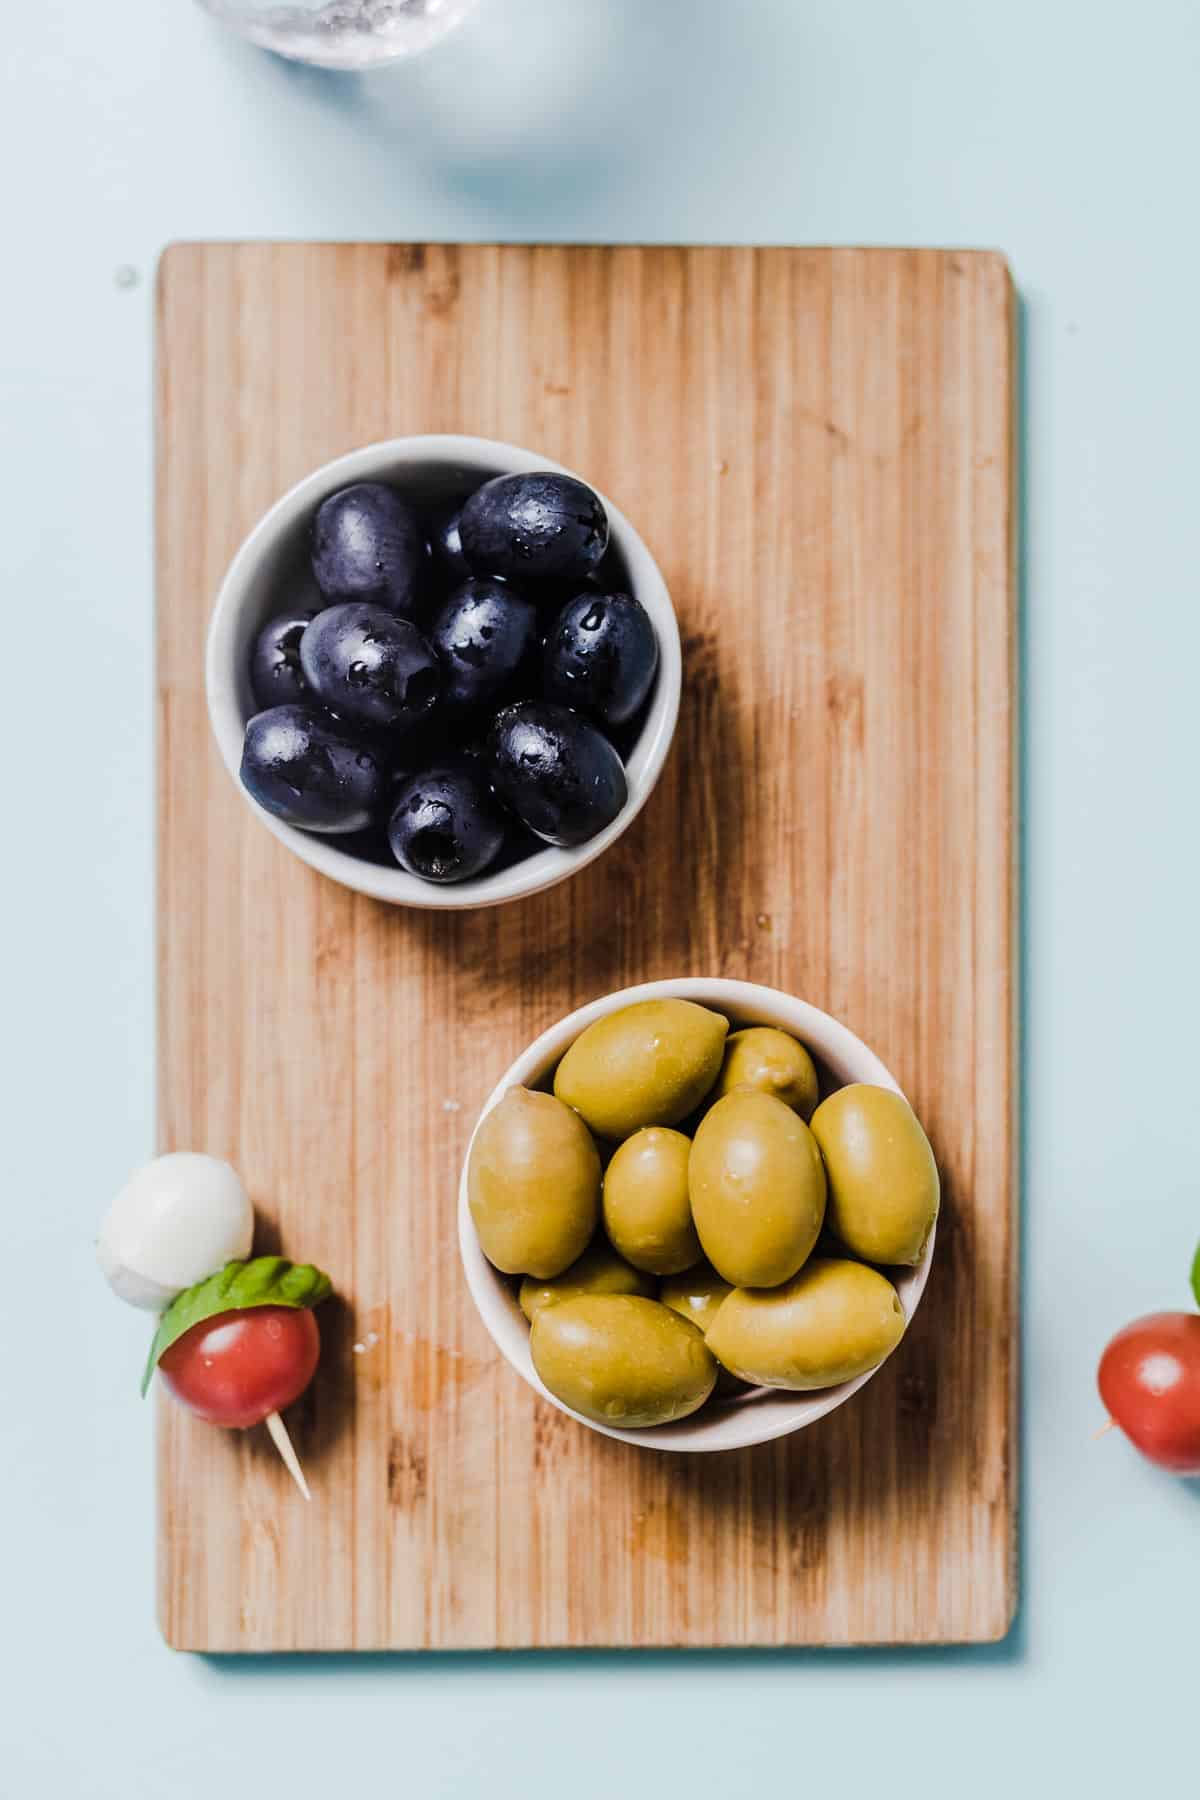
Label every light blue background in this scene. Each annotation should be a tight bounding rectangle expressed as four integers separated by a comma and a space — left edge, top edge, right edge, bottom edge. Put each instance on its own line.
3, 1, 1197, 1793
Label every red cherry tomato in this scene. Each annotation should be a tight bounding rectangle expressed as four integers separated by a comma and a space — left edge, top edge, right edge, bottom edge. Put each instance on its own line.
158, 1306, 320, 1429
1098, 1311, 1200, 1474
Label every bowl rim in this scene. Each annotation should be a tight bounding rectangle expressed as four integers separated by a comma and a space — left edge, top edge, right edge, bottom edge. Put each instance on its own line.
458, 977, 938, 1453
205, 434, 682, 911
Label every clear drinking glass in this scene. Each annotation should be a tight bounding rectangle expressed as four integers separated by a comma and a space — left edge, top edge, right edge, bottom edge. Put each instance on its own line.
197, 0, 481, 69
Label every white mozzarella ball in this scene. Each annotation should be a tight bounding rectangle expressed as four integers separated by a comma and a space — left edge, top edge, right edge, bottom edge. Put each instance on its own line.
97, 1152, 254, 1310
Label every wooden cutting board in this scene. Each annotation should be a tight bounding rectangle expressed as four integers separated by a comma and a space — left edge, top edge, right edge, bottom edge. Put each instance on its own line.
156, 243, 1017, 1651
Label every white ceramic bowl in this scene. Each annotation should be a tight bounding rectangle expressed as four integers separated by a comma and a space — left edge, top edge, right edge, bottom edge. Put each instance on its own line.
459, 978, 937, 1453
206, 436, 681, 909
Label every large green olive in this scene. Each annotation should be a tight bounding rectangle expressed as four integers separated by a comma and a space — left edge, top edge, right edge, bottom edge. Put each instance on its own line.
602, 1127, 701, 1274
809, 1084, 939, 1266
467, 1087, 600, 1278
553, 999, 728, 1139
689, 1089, 826, 1286
519, 1240, 655, 1321
530, 1294, 716, 1428
713, 1026, 820, 1119
705, 1257, 905, 1390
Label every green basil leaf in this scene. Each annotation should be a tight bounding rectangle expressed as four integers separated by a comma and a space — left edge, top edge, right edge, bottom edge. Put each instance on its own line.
141, 1256, 332, 1397
1191, 1241, 1200, 1311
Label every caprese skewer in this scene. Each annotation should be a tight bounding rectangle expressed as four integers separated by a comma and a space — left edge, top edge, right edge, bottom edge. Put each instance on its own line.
97, 1153, 331, 1497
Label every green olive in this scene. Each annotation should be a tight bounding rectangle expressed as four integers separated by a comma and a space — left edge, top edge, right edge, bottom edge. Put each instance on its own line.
519, 1240, 656, 1321
531, 1294, 716, 1428
602, 1127, 701, 1274
553, 999, 729, 1139
659, 1261, 733, 1332
705, 1257, 905, 1390
659, 1261, 745, 1396
713, 1026, 820, 1119
809, 1084, 939, 1266
467, 1087, 600, 1278
689, 1089, 826, 1286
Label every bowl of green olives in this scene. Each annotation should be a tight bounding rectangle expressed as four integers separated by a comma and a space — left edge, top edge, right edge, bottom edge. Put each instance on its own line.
207, 436, 681, 909
459, 978, 940, 1452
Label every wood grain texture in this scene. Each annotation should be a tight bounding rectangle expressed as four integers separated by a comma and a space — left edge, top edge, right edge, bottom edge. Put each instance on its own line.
156, 243, 1017, 1651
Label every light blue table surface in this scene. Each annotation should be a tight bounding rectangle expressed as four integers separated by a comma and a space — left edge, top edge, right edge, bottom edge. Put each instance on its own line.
4, 0, 1198, 1792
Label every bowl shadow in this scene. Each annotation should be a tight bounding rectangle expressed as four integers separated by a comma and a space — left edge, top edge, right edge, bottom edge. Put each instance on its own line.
405, 609, 751, 1008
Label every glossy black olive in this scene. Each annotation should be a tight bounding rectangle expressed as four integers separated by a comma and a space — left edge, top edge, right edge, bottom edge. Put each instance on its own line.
459, 472, 608, 584
311, 481, 426, 616
428, 577, 539, 712
542, 590, 658, 726
488, 701, 627, 847
239, 705, 386, 834
388, 765, 507, 883
299, 603, 441, 732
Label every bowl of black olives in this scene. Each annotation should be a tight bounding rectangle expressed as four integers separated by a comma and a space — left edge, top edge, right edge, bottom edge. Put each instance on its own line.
206, 436, 681, 907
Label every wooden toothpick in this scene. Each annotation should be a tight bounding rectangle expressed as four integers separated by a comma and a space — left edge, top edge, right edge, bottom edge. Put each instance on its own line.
265, 1410, 312, 1500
